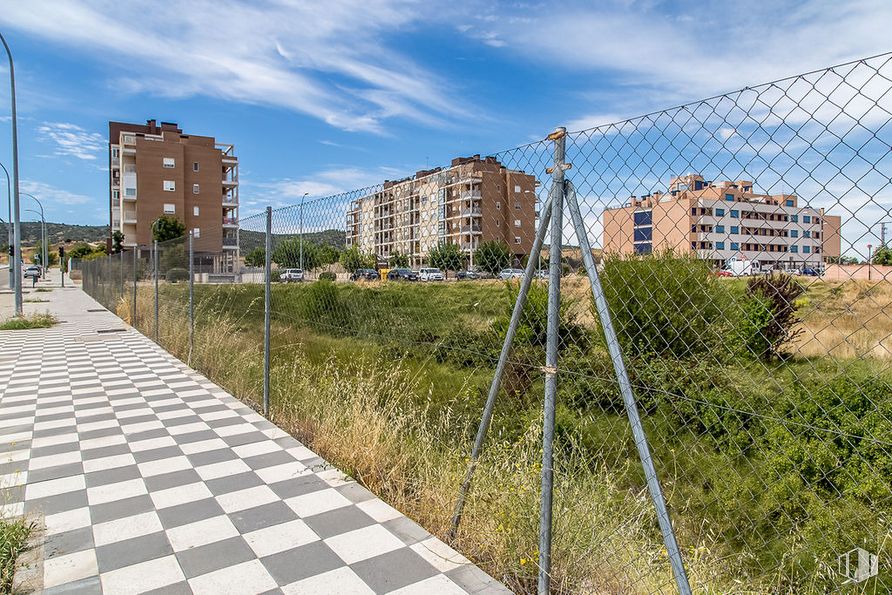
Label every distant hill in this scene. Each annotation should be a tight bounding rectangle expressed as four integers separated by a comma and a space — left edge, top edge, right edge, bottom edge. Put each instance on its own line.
2, 222, 108, 247
239, 228, 345, 252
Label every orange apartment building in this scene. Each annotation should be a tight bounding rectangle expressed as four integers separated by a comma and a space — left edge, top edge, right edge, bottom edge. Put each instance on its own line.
108, 119, 239, 271
346, 155, 539, 267
603, 174, 842, 269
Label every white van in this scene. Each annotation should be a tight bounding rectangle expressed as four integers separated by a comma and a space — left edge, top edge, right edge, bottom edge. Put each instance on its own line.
722, 258, 761, 277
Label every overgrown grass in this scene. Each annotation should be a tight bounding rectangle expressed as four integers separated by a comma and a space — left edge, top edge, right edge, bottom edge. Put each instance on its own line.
0, 313, 57, 330
0, 517, 31, 593
116, 277, 892, 593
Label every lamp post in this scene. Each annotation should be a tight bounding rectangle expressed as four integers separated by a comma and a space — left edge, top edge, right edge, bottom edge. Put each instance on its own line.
22, 194, 47, 280
0, 31, 22, 315
299, 192, 308, 271
0, 161, 12, 290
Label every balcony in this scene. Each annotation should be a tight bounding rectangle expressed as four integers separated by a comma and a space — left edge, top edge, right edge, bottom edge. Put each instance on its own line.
222, 179, 238, 188
460, 208, 482, 217
460, 191, 482, 200
222, 194, 238, 206
222, 237, 238, 249
459, 225, 482, 234
123, 214, 138, 225
223, 217, 239, 227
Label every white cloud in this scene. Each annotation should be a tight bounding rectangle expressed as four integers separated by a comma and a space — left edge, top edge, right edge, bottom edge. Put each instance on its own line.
0, 1, 469, 134
37, 122, 104, 160
20, 180, 92, 206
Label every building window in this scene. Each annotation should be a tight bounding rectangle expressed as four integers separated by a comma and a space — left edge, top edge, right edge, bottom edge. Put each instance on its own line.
496, 201, 501, 210
731, 242, 739, 251
814, 217, 820, 224
514, 202, 520, 210
163, 157, 175, 168
514, 185, 521, 193
716, 241, 725, 250
163, 203, 175, 214
715, 208, 725, 217
790, 245, 798, 253
804, 230, 811, 238
112, 190, 120, 200
634, 227, 652, 242
715, 225, 725, 233
803, 245, 810, 253
193, 206, 200, 216
786, 199, 794, 206
730, 209, 739, 218
725, 193, 734, 201
791, 214, 798, 223
193, 162, 200, 172
634, 243, 652, 254
730, 226, 739, 234
514, 236, 521, 244
124, 187, 136, 197
633, 210, 652, 226
193, 228, 200, 239
111, 147, 120, 159
514, 219, 521, 228
790, 229, 799, 238
163, 180, 175, 192
803, 215, 811, 224
193, 184, 199, 195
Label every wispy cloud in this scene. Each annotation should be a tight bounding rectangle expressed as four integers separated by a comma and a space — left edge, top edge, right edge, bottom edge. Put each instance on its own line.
21, 180, 93, 206
37, 122, 104, 160
0, 1, 468, 134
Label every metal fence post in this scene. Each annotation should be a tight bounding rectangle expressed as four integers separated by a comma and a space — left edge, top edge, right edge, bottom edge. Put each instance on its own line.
119, 250, 125, 301
564, 179, 692, 594
449, 195, 555, 540
263, 206, 272, 417
188, 232, 194, 363
537, 127, 567, 594
132, 248, 138, 328
153, 240, 159, 342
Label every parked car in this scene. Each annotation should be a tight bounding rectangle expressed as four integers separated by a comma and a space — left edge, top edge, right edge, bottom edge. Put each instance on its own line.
456, 270, 480, 280
418, 267, 445, 281
280, 268, 304, 283
499, 268, 524, 280
350, 268, 379, 281
714, 269, 733, 277
387, 268, 418, 281
535, 269, 548, 279
801, 267, 820, 276
23, 265, 41, 279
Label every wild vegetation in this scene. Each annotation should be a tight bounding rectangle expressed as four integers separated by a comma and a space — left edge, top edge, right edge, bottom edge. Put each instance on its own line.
0, 516, 32, 593
113, 253, 892, 593
0, 313, 57, 330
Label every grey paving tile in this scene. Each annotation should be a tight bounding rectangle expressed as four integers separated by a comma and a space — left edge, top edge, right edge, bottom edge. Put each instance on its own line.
185, 448, 237, 467
382, 516, 431, 547
132, 445, 183, 464
28, 462, 85, 484
43, 526, 95, 559
78, 426, 124, 441
260, 541, 343, 586
267, 474, 329, 500
171, 429, 218, 445
229, 501, 299, 534
96, 531, 174, 573
90, 494, 155, 524
157, 498, 226, 529
29, 442, 80, 458
205, 471, 264, 496
85, 464, 141, 488
175, 535, 255, 579
336, 482, 377, 504
126, 427, 170, 442
24, 489, 88, 515
143, 469, 202, 492
43, 575, 102, 594
142, 581, 193, 595
81, 443, 131, 461
447, 564, 511, 594
303, 505, 376, 540
242, 450, 296, 471
351, 547, 439, 594
221, 431, 269, 448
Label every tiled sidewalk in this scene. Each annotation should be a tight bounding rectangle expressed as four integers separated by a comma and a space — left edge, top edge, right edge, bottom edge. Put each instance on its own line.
0, 288, 508, 594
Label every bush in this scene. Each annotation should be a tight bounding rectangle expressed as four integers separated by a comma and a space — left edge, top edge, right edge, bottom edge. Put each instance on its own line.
166, 267, 189, 283
270, 270, 282, 283
319, 271, 336, 282
600, 250, 734, 359
742, 273, 805, 360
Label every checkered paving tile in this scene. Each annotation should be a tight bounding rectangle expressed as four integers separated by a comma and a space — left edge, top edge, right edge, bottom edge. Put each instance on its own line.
0, 289, 509, 594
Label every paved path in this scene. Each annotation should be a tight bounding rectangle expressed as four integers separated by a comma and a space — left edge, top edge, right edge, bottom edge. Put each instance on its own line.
0, 286, 508, 594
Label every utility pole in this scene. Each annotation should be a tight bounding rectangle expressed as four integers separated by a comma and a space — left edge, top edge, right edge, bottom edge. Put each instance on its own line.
1, 32, 23, 315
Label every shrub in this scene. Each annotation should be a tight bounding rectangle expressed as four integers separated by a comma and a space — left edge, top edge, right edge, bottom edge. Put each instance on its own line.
319, 271, 336, 282
600, 250, 734, 358
0, 313, 57, 330
270, 270, 282, 283
166, 267, 189, 283
742, 273, 805, 360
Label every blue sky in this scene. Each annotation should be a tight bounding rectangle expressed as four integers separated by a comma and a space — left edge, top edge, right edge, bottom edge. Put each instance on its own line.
0, 0, 890, 230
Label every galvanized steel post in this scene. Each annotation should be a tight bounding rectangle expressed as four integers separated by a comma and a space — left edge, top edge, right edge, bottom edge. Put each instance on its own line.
132, 248, 137, 328
188, 232, 195, 363
538, 126, 567, 594
263, 207, 272, 416
153, 240, 159, 342
564, 180, 692, 595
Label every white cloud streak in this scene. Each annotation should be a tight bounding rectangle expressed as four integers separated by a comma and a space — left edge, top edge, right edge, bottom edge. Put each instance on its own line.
37, 122, 104, 160
21, 180, 92, 206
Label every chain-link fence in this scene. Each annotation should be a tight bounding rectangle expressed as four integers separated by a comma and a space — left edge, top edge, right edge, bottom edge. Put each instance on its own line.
80, 53, 892, 593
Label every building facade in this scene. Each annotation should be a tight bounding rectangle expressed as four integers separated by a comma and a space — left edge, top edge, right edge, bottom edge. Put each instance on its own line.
108, 119, 239, 271
603, 174, 842, 269
346, 155, 539, 266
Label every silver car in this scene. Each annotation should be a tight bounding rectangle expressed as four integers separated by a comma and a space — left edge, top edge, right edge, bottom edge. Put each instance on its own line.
498, 268, 524, 280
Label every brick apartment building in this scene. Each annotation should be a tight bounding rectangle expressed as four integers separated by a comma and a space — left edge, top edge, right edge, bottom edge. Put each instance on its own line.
603, 174, 842, 269
108, 119, 239, 271
346, 155, 539, 267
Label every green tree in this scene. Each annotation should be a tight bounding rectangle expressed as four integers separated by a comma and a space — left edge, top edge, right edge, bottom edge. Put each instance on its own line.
160, 243, 187, 271
112, 231, 124, 254
244, 247, 266, 267
388, 252, 410, 268
153, 215, 186, 242
826, 255, 859, 265
272, 238, 321, 270
68, 243, 95, 260
340, 246, 375, 272
475, 240, 511, 275
317, 244, 341, 268
871, 246, 892, 265
428, 242, 464, 276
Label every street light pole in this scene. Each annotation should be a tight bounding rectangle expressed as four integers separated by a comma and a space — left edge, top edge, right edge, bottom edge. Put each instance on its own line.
299, 192, 308, 271
22, 194, 47, 280
0, 31, 22, 315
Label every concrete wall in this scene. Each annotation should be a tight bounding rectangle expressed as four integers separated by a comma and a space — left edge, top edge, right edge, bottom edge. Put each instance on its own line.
824, 264, 892, 281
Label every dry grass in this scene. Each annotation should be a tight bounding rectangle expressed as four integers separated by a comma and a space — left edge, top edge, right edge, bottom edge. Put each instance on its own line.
795, 280, 892, 360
